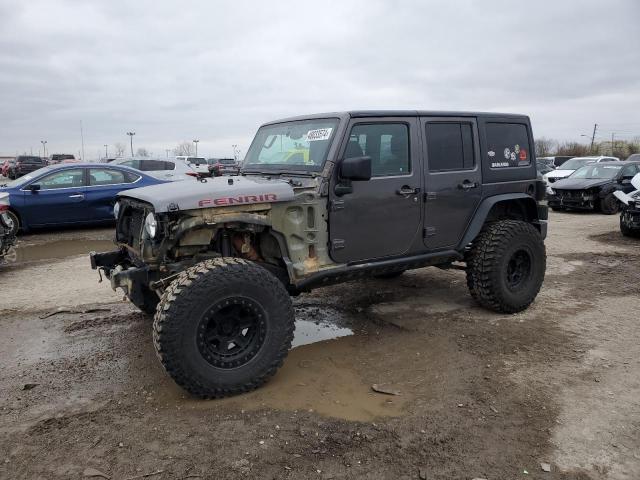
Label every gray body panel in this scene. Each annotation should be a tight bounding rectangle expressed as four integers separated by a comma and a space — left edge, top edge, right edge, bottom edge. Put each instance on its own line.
117, 176, 295, 213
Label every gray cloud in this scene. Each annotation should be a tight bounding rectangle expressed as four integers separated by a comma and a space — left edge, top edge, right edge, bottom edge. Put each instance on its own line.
1, 0, 639, 159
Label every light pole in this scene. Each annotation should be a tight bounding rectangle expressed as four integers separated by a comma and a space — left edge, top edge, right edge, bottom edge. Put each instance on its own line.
127, 132, 136, 156
104, 144, 108, 158
165, 149, 170, 158
40, 140, 47, 158
193, 139, 199, 157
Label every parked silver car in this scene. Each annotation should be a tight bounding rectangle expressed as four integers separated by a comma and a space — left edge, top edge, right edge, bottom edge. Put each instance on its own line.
111, 158, 199, 181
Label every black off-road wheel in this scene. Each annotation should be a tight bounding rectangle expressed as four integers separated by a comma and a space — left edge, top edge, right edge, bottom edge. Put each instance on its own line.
466, 220, 546, 313
153, 258, 295, 398
600, 193, 619, 215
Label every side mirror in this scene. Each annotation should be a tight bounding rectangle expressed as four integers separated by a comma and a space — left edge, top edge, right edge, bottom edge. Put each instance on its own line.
340, 156, 372, 181
29, 184, 41, 192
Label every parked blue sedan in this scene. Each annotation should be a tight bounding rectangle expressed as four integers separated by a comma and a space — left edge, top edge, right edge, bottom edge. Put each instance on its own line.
0, 163, 166, 234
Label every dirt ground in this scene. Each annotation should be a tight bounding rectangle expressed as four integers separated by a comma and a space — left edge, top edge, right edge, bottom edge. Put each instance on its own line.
0, 211, 639, 480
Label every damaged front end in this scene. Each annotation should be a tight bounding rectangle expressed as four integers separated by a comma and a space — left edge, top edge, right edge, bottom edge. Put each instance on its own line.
547, 188, 598, 210
0, 211, 16, 264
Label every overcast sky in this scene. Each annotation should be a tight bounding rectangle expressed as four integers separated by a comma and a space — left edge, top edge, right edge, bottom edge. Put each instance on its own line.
1, 0, 639, 159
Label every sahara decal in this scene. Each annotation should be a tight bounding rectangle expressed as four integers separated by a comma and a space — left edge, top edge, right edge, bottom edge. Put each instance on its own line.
198, 193, 278, 207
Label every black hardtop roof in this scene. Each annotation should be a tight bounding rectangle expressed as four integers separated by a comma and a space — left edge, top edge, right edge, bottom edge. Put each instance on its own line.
263, 110, 530, 126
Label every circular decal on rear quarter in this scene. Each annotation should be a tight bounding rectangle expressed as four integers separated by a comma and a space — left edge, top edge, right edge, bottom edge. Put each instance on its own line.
504, 148, 511, 159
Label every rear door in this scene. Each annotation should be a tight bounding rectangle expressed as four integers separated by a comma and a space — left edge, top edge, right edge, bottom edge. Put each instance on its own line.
421, 117, 482, 249
329, 117, 423, 263
86, 167, 142, 220
21, 168, 87, 225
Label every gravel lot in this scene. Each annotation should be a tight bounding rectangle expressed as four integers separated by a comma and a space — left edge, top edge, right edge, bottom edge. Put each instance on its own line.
0, 211, 638, 480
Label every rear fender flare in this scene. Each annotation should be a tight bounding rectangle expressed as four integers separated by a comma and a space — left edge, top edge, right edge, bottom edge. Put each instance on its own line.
458, 194, 540, 249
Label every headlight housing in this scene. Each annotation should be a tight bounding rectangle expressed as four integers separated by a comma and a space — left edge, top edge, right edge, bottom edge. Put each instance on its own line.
546, 186, 555, 195
113, 201, 120, 219
144, 212, 157, 238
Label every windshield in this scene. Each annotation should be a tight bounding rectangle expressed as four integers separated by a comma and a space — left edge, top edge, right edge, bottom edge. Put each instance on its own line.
561, 158, 593, 170
1, 166, 52, 188
187, 157, 207, 165
570, 164, 622, 179
244, 118, 339, 172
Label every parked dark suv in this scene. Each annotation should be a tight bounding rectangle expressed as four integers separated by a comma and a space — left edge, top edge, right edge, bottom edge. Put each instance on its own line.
92, 110, 548, 398
8, 156, 46, 179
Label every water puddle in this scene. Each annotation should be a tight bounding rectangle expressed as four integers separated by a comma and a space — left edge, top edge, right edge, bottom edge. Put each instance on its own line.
5, 239, 113, 264
292, 305, 353, 347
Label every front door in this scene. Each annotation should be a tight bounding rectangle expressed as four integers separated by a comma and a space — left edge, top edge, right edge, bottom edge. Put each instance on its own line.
421, 117, 482, 249
329, 118, 422, 263
21, 168, 87, 226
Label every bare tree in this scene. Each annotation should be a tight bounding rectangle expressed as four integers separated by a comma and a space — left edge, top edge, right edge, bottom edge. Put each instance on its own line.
534, 137, 557, 158
114, 142, 127, 157
173, 142, 194, 157
136, 147, 151, 157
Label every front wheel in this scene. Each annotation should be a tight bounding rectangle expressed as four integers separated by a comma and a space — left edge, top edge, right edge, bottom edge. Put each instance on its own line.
4, 210, 19, 236
620, 215, 640, 238
466, 220, 546, 313
153, 258, 295, 398
600, 193, 620, 215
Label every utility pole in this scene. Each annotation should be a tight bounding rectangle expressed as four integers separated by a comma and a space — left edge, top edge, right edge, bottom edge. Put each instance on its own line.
104, 144, 108, 158
165, 149, 170, 158
232, 144, 238, 161
127, 132, 136, 156
193, 139, 199, 157
40, 140, 47, 158
611, 132, 615, 156
590, 124, 597, 153
80, 121, 85, 161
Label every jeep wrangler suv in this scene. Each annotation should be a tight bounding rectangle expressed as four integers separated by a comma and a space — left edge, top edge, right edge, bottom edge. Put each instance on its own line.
91, 111, 548, 398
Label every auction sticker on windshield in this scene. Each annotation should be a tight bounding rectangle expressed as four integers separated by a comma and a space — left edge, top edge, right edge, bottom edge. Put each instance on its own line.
305, 128, 332, 142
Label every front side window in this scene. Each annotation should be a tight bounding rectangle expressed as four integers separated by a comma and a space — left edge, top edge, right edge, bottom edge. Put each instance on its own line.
486, 122, 531, 168
425, 122, 474, 172
347, 123, 410, 177
89, 168, 139, 186
244, 119, 339, 172
621, 164, 639, 178
33, 169, 84, 190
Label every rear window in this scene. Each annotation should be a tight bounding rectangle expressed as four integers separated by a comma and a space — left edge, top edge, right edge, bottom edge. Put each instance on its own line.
425, 122, 475, 172
485, 123, 531, 168
138, 160, 175, 171
18, 156, 44, 164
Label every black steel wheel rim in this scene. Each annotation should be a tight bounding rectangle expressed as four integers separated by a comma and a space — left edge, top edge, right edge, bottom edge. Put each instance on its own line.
506, 249, 532, 290
197, 297, 267, 369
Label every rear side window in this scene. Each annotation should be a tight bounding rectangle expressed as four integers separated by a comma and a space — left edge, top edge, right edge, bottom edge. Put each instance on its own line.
425, 122, 474, 172
89, 168, 140, 186
486, 123, 531, 168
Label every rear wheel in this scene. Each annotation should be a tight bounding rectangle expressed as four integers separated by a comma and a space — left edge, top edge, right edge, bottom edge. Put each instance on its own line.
153, 258, 295, 398
600, 193, 619, 215
466, 220, 546, 313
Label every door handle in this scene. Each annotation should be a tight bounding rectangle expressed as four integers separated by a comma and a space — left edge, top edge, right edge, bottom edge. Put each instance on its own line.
69, 194, 84, 199
396, 186, 421, 196
458, 181, 478, 190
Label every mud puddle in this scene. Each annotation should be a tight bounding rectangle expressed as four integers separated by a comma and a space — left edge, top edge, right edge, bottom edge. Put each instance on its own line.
5, 239, 113, 265
181, 336, 410, 422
